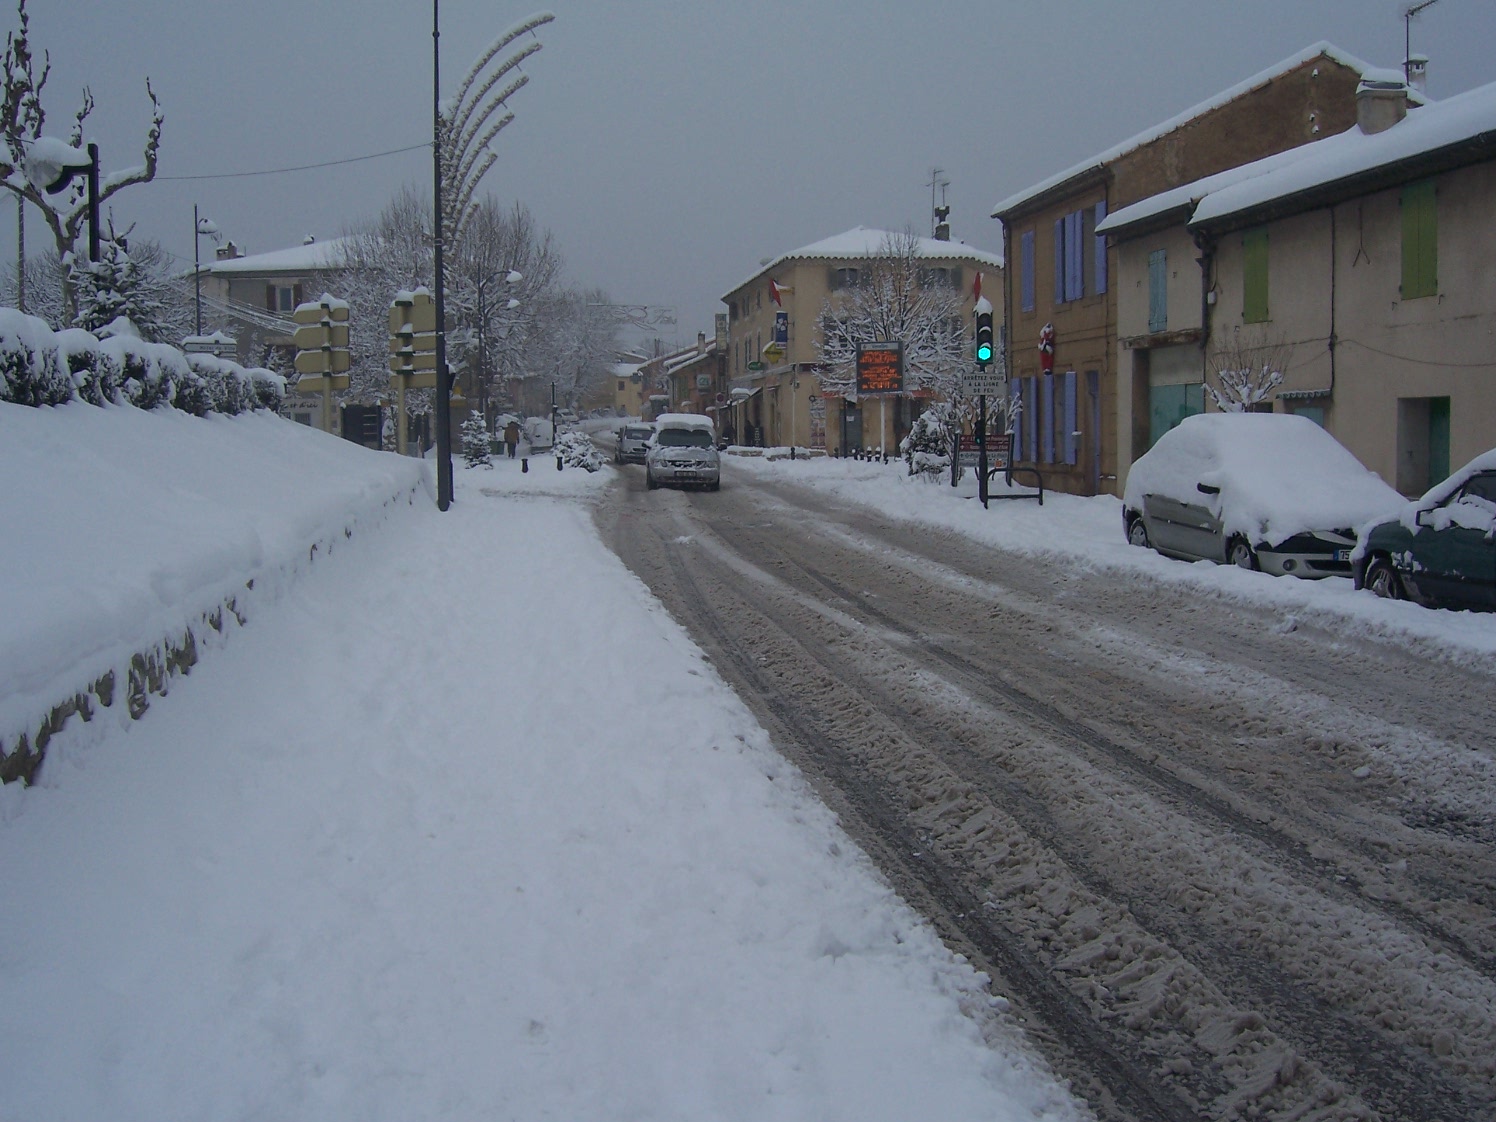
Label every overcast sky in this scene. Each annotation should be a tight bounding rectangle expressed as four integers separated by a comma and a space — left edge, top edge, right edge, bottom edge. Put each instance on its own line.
7, 0, 1494, 349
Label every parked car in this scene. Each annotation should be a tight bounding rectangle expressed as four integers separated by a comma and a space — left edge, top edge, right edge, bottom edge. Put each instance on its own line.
523, 416, 554, 450
614, 422, 656, 464
1123, 413, 1403, 578
646, 413, 721, 491
1353, 449, 1496, 610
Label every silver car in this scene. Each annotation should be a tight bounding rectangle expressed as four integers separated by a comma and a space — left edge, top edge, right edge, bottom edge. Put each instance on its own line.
645, 415, 721, 491
614, 423, 655, 464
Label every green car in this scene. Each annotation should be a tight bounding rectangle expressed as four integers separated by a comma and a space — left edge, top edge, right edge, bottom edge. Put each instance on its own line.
1353, 449, 1496, 611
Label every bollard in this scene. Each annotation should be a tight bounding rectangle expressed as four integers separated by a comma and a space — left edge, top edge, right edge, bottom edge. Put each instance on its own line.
556, 455, 563, 471
522, 458, 529, 473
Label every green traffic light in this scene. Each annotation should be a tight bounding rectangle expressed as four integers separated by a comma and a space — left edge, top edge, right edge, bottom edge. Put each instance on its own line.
976, 343, 993, 362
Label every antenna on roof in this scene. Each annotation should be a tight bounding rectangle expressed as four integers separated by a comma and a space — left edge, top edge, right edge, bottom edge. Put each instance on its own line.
1403, 0, 1440, 86
928, 167, 950, 238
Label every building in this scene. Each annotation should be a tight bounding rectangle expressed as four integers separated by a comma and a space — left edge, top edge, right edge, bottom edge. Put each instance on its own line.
720, 227, 1004, 454
993, 43, 1386, 496
1100, 68, 1496, 494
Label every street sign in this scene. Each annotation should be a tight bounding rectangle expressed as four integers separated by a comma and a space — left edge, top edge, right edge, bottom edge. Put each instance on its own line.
293, 320, 349, 350
294, 346, 351, 374
762, 342, 785, 364
295, 373, 350, 393
388, 290, 437, 334
390, 370, 437, 390
962, 367, 1007, 398
856, 342, 903, 396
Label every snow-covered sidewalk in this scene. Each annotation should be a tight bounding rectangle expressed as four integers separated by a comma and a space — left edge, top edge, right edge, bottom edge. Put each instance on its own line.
0, 408, 1080, 1122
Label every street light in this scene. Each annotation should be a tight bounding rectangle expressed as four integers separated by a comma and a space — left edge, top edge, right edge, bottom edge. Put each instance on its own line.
25, 138, 99, 262
193, 206, 221, 337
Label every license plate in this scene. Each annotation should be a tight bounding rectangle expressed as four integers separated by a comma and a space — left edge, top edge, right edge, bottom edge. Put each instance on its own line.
1334, 549, 1352, 562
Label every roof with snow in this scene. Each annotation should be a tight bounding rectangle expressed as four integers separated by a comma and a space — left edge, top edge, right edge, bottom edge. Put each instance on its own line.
991, 42, 1389, 220
207, 236, 355, 275
721, 226, 1004, 301
1100, 79, 1496, 237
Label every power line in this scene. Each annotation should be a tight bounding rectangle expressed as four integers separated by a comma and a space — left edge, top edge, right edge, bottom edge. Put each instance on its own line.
157, 142, 430, 183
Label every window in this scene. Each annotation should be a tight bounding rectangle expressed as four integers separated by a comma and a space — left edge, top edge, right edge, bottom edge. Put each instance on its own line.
1020, 231, 1036, 312
1148, 249, 1167, 333
1401, 179, 1437, 299
267, 283, 302, 312
1243, 227, 1269, 323
919, 266, 960, 289
1054, 210, 1086, 304
831, 266, 861, 290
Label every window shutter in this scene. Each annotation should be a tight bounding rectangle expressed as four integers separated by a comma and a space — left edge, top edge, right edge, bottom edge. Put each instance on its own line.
1064, 370, 1078, 465
1243, 228, 1269, 323
1024, 377, 1038, 462
265, 284, 275, 311
1020, 231, 1036, 312
1148, 249, 1167, 333
1009, 379, 1023, 460
1401, 180, 1437, 299
1066, 211, 1085, 302
1054, 218, 1066, 305
1041, 373, 1055, 463
1094, 201, 1108, 294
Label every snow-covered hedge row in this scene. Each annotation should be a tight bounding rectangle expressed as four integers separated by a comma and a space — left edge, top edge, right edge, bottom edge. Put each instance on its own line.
0, 309, 283, 414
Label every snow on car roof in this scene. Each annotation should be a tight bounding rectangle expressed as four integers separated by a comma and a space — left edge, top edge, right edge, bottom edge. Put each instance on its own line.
654, 413, 715, 430
1123, 413, 1403, 546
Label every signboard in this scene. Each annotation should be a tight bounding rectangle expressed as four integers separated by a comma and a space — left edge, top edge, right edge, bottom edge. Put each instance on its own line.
961, 367, 1007, 398
774, 310, 788, 346
958, 433, 1011, 470
761, 342, 785, 364
390, 369, 437, 390
294, 373, 350, 393
856, 342, 903, 396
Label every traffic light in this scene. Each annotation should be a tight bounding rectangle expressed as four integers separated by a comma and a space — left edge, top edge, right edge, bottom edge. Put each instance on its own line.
975, 308, 994, 369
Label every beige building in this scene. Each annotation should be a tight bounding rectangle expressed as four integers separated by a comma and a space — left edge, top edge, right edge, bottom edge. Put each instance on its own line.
1101, 69, 1496, 494
720, 227, 1004, 454
993, 43, 1384, 496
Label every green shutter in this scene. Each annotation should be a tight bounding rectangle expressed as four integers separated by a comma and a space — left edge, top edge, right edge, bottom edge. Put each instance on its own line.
1401, 180, 1437, 299
1243, 227, 1269, 323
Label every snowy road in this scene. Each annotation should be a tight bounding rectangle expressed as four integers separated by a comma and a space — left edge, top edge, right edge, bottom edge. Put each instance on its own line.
599, 465, 1496, 1122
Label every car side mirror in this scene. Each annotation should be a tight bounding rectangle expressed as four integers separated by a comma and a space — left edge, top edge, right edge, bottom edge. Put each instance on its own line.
1414, 507, 1435, 529
1196, 482, 1221, 496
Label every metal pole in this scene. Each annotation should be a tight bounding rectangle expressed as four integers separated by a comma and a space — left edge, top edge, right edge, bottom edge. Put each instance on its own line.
16, 194, 24, 314
978, 393, 989, 508
193, 204, 202, 337
85, 143, 100, 263
432, 0, 453, 510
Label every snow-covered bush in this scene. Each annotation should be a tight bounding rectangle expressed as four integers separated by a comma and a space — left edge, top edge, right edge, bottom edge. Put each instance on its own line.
0, 308, 283, 414
461, 411, 492, 468
901, 403, 956, 480
554, 429, 604, 472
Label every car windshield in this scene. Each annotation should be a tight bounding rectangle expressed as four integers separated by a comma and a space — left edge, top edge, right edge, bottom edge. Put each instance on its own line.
656, 428, 714, 448
624, 427, 653, 440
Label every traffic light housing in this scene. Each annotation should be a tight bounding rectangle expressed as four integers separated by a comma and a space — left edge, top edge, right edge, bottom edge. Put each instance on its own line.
975, 309, 994, 369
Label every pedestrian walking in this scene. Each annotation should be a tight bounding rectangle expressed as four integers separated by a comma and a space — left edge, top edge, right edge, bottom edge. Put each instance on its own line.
504, 419, 520, 459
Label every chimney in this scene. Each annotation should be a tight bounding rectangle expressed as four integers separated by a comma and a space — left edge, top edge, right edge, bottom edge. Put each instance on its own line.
1404, 53, 1429, 98
697, 330, 706, 354
1355, 68, 1409, 135
933, 204, 951, 242
215, 241, 244, 261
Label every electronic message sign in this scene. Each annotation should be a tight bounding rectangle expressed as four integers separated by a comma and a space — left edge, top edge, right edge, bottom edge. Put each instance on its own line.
856, 342, 903, 396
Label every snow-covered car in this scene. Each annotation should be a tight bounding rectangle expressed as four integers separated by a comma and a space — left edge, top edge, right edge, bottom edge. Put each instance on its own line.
523, 416, 554, 450
614, 422, 655, 464
1122, 413, 1403, 578
645, 413, 720, 491
1353, 448, 1496, 610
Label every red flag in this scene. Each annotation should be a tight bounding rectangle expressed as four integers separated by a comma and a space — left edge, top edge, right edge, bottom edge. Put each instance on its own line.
769, 278, 783, 306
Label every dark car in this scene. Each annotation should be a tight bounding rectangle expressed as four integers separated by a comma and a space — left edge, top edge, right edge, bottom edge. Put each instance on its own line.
1123, 413, 1403, 578
1353, 450, 1496, 610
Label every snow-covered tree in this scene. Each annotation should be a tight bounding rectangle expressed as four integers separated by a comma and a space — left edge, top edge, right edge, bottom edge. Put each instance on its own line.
460, 410, 491, 468
1, 0, 163, 319
522, 285, 618, 413
901, 400, 958, 480
813, 230, 970, 403
1207, 330, 1290, 412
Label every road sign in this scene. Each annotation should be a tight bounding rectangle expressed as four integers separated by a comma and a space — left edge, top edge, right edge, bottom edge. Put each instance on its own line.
295, 373, 350, 393
762, 342, 785, 364
294, 320, 350, 350
294, 346, 351, 374
962, 367, 1007, 398
390, 369, 437, 390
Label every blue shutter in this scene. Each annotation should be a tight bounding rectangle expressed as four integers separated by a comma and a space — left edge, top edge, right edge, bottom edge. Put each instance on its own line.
1148, 249, 1167, 333
1041, 374, 1055, 463
1094, 202, 1108, 294
1020, 231, 1035, 312
1063, 369, 1078, 465
1054, 218, 1066, 305
1066, 212, 1084, 301
1009, 379, 1023, 460
1024, 377, 1038, 462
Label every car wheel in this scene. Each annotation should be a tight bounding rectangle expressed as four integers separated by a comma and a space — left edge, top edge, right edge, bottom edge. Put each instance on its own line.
646, 470, 658, 490
709, 480, 720, 492
1126, 517, 1150, 549
1227, 537, 1258, 570
1364, 555, 1406, 600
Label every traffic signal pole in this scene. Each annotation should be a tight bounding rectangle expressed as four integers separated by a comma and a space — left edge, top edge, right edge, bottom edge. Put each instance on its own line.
433, 0, 453, 510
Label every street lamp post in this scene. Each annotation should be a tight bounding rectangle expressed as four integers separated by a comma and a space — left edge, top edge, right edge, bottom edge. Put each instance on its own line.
192, 206, 220, 338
